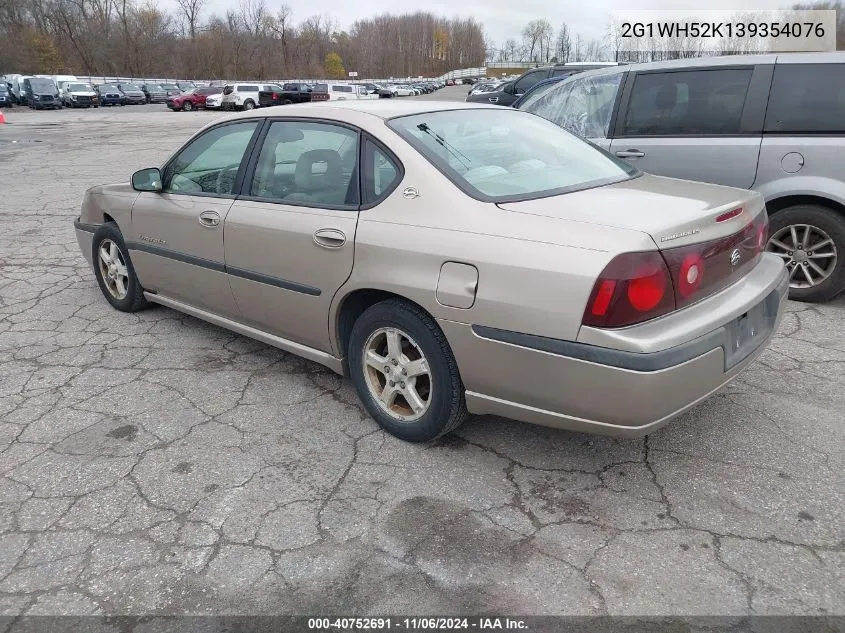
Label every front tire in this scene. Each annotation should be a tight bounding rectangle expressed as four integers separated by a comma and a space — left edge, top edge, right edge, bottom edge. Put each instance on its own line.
183, 101, 193, 111
348, 299, 467, 442
91, 223, 148, 313
766, 205, 845, 303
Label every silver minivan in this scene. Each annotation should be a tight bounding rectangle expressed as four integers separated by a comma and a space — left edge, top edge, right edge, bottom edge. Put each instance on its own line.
521, 52, 845, 302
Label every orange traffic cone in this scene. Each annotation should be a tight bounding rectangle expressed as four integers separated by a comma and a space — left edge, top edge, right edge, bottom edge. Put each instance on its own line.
0, 110, 6, 124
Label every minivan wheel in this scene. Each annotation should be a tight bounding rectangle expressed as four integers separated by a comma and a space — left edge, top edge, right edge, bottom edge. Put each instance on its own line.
348, 299, 468, 442
92, 223, 148, 313
766, 205, 845, 302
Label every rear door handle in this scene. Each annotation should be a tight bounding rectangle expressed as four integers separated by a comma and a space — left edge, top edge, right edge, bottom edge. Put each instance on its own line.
198, 210, 220, 228
615, 149, 645, 159
313, 228, 346, 249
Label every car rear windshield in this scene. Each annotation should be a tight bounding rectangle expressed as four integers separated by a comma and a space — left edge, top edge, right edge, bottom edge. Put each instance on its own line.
388, 109, 637, 203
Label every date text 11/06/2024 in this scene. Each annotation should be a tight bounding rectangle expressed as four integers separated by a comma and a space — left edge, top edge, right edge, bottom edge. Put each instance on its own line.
307, 617, 529, 630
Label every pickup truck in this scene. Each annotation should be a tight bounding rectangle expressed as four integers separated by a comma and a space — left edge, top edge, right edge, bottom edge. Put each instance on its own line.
258, 83, 316, 107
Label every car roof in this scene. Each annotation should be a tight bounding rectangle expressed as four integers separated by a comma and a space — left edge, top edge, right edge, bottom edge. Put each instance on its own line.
567, 51, 845, 80
224, 99, 502, 121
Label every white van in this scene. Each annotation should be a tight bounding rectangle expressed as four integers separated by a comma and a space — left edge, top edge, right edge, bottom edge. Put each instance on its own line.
51, 75, 78, 91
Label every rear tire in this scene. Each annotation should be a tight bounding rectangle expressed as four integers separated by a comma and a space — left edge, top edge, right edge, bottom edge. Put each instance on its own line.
243, 99, 255, 110
348, 299, 468, 443
767, 204, 845, 303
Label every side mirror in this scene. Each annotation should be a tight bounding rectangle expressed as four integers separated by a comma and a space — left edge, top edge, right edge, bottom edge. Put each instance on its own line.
132, 167, 162, 192
502, 83, 515, 95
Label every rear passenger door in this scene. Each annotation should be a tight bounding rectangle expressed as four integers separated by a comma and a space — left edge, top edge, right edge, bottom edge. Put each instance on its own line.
609, 66, 770, 189
223, 119, 361, 351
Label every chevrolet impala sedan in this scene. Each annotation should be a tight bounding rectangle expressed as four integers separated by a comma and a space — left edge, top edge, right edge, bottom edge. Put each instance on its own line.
73, 101, 788, 442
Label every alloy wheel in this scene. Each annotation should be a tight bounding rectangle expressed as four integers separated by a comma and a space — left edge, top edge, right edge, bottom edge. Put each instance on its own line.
98, 239, 130, 300
767, 224, 838, 289
362, 327, 432, 422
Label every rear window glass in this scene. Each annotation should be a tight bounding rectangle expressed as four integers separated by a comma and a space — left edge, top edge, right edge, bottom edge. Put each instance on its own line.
764, 63, 845, 133
283, 84, 300, 91
388, 109, 637, 203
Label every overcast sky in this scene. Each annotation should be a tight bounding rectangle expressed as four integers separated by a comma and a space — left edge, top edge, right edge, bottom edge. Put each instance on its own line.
161, 0, 792, 49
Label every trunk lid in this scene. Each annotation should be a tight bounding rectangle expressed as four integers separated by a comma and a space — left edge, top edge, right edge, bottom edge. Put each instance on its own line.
496, 173, 765, 249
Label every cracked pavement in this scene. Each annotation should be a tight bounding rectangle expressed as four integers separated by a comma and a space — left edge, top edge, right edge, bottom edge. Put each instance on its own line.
0, 91, 844, 619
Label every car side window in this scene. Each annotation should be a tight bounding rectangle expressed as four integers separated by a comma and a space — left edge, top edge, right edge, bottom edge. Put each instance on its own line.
523, 73, 623, 139
621, 69, 752, 137
514, 70, 547, 95
249, 121, 360, 208
163, 121, 259, 196
764, 63, 845, 133
362, 139, 402, 204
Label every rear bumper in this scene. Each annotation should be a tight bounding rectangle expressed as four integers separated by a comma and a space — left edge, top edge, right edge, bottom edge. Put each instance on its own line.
443, 254, 789, 437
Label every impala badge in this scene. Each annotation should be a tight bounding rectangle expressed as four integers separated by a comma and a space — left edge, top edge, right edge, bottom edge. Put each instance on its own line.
730, 248, 741, 267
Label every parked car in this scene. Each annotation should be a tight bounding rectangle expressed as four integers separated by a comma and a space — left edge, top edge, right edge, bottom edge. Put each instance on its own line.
3, 74, 24, 104
522, 52, 845, 302
73, 101, 785, 443
512, 76, 568, 109
24, 77, 61, 109
60, 82, 98, 108
140, 83, 168, 104
221, 83, 278, 111
95, 84, 125, 106
445, 79, 455, 86
310, 83, 374, 101
167, 87, 220, 111
468, 62, 625, 107
117, 83, 146, 105
203, 90, 223, 109
158, 83, 183, 98
51, 75, 78, 92
0, 83, 12, 107
258, 83, 312, 106
389, 84, 415, 97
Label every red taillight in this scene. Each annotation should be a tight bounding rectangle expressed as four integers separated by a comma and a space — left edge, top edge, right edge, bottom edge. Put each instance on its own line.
583, 212, 770, 329
273, 93, 279, 100
627, 268, 667, 311
583, 252, 675, 328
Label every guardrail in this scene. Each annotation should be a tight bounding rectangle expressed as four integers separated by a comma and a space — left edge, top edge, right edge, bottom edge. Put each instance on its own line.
33, 68, 490, 88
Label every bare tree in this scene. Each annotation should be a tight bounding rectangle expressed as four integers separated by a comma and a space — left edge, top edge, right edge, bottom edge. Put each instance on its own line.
175, 0, 204, 38
556, 22, 572, 63
521, 18, 552, 61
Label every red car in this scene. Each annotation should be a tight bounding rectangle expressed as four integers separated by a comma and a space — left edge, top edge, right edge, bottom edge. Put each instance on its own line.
166, 87, 221, 111
446, 79, 455, 86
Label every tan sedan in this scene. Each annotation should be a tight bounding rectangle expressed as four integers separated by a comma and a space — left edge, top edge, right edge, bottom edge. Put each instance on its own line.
73, 101, 788, 442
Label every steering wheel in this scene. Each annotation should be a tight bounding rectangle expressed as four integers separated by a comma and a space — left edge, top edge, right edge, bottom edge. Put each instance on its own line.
215, 163, 241, 195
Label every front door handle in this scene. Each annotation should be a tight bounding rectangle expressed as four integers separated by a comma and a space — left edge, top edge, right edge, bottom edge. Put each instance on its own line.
313, 228, 346, 249
198, 210, 220, 228
615, 149, 645, 159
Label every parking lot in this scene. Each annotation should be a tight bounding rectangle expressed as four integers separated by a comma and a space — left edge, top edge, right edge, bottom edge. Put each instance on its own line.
0, 85, 844, 619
